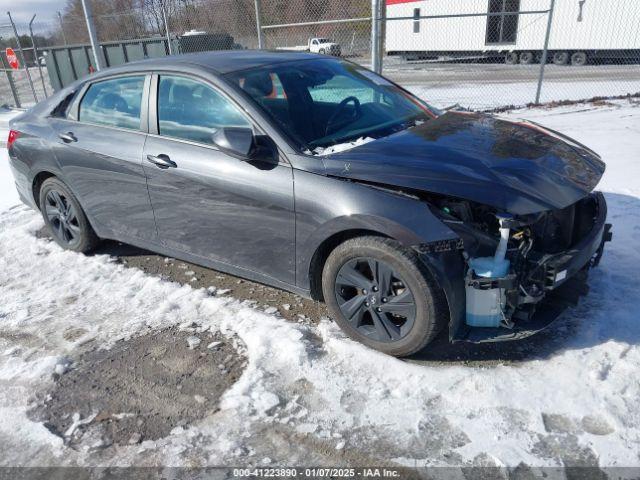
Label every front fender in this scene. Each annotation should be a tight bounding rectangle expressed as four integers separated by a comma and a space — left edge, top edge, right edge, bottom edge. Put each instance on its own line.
294, 168, 459, 291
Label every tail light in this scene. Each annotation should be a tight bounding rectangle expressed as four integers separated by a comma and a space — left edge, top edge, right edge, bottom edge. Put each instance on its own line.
7, 130, 21, 149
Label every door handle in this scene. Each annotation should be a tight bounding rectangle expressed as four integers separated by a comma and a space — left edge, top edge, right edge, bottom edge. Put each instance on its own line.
146, 154, 177, 169
58, 132, 77, 143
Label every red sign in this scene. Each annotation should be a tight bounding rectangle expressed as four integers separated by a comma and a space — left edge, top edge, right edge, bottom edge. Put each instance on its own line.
5, 48, 19, 70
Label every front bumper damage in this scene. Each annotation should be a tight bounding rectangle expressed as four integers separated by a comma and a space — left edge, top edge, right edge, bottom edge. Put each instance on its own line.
416, 192, 612, 344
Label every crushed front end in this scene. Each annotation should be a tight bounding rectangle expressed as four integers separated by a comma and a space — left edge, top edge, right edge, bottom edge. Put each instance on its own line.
420, 192, 612, 343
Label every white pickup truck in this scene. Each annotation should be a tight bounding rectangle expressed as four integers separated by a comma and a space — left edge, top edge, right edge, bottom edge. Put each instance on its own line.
278, 38, 341, 56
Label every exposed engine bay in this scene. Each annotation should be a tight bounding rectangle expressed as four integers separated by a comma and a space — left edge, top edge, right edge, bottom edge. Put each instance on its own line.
426, 192, 612, 334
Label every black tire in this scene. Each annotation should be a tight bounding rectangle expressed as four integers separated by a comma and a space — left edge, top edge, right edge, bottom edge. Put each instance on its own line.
504, 52, 518, 65
39, 177, 100, 253
571, 51, 587, 66
553, 51, 569, 65
322, 236, 447, 357
519, 51, 535, 64
319, 48, 326, 55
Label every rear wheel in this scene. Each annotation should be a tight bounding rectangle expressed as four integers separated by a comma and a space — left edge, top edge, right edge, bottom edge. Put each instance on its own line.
319, 48, 326, 55
322, 236, 446, 357
504, 52, 519, 65
553, 51, 569, 65
571, 51, 588, 66
39, 177, 100, 253
519, 51, 535, 64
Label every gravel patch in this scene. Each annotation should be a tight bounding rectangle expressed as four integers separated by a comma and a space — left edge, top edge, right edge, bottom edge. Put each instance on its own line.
29, 328, 246, 449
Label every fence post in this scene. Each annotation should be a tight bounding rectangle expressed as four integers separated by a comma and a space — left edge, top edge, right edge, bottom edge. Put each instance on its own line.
7, 11, 39, 103
80, 0, 104, 70
0, 53, 21, 108
29, 14, 48, 98
161, 3, 173, 55
57, 12, 68, 45
535, 0, 556, 104
254, 0, 265, 49
371, 0, 383, 73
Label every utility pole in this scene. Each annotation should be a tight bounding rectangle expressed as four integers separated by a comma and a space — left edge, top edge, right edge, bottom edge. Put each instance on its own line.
80, 0, 104, 70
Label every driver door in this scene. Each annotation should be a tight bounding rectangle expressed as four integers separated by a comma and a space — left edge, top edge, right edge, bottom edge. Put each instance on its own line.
143, 74, 296, 284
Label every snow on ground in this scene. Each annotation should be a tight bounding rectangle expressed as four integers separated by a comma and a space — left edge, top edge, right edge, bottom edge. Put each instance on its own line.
407, 80, 640, 111
1, 99, 640, 468
0, 108, 21, 211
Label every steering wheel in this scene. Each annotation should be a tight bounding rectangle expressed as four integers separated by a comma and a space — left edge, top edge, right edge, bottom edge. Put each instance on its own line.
325, 96, 362, 136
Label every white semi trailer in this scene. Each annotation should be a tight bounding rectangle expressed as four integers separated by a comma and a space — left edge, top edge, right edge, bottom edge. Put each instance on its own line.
385, 0, 640, 65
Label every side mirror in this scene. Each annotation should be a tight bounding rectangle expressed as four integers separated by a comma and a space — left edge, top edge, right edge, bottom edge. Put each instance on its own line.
212, 127, 277, 162
211, 127, 254, 159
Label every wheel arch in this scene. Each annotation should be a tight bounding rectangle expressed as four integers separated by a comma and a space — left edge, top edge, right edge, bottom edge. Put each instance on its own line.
32, 170, 58, 209
308, 228, 389, 301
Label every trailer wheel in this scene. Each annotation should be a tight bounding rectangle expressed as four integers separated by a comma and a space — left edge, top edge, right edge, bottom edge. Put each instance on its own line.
553, 51, 569, 65
519, 52, 535, 64
571, 51, 588, 66
504, 52, 518, 65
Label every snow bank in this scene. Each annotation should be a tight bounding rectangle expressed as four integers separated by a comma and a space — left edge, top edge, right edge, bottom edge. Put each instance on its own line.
1, 100, 639, 467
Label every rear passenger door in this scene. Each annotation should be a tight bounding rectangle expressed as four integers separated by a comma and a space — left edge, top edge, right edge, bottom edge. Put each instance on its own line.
49, 74, 157, 241
142, 74, 295, 284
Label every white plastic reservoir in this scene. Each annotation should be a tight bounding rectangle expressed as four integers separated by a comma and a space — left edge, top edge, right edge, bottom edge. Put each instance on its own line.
465, 214, 512, 328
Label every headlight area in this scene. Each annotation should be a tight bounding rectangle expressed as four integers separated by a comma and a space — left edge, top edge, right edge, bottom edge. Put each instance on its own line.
420, 192, 612, 342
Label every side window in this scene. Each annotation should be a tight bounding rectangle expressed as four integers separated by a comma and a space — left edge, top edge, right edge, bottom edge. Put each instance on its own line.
486, 0, 520, 44
78, 76, 145, 130
157, 75, 251, 145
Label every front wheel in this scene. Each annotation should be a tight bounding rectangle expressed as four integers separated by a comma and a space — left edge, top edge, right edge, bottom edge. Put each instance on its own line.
39, 177, 100, 253
322, 237, 446, 357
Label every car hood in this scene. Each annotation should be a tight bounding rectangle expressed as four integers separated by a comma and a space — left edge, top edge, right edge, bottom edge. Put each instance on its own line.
321, 111, 605, 215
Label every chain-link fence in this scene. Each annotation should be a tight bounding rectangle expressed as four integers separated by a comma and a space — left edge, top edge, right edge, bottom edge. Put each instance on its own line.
260, 0, 371, 58
383, 0, 640, 110
1, 0, 639, 111
0, 15, 51, 108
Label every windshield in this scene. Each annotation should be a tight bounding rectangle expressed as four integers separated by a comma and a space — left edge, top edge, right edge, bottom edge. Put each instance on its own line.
225, 58, 438, 152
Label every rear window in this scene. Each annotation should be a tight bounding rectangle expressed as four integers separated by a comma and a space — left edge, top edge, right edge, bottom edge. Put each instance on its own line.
51, 90, 77, 118
78, 76, 145, 130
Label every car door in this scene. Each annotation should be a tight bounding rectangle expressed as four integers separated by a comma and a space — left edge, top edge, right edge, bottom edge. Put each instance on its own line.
142, 73, 295, 284
49, 74, 157, 241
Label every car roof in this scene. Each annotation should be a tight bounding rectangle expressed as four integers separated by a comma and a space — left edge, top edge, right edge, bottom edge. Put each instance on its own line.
102, 50, 323, 76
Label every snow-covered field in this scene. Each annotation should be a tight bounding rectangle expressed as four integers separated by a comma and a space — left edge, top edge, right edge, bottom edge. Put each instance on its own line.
1, 99, 640, 470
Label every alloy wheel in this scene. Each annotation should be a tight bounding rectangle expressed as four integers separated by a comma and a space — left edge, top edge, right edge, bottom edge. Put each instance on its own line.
44, 190, 80, 245
334, 257, 417, 343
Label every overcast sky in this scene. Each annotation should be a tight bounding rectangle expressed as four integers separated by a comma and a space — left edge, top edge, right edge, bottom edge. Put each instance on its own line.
5, 0, 66, 25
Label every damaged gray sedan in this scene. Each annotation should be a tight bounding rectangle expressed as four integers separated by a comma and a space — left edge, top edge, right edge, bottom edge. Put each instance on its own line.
7, 51, 611, 356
